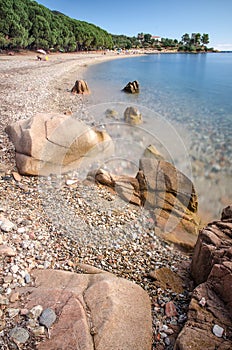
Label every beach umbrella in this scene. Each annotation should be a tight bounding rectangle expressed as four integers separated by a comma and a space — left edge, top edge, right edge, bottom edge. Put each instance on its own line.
37, 49, 47, 55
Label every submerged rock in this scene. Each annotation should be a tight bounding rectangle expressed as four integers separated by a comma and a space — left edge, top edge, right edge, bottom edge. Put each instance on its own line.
124, 106, 142, 125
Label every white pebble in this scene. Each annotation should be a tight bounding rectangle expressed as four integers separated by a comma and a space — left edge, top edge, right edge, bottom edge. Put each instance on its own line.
212, 324, 224, 338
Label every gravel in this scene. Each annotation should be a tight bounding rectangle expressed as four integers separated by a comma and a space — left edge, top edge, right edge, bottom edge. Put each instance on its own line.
0, 52, 193, 350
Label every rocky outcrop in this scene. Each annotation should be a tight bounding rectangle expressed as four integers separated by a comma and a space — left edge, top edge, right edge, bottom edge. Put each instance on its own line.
175, 206, 232, 349
15, 267, 152, 350
71, 80, 90, 94
5, 113, 113, 175
124, 106, 142, 125
122, 80, 139, 93
139, 158, 199, 250
88, 157, 200, 250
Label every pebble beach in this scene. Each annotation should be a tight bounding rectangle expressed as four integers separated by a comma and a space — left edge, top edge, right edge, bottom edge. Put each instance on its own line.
0, 52, 198, 349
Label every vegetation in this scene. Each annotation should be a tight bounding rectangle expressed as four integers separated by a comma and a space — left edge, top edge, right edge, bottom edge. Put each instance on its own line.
112, 32, 211, 52
0, 0, 212, 53
0, 0, 113, 51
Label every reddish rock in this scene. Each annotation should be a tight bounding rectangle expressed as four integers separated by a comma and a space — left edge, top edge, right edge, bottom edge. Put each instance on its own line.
165, 301, 178, 317
6, 114, 113, 175
17, 268, 152, 350
175, 207, 232, 349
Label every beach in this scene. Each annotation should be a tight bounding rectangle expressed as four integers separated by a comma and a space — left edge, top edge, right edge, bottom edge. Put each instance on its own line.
0, 52, 194, 349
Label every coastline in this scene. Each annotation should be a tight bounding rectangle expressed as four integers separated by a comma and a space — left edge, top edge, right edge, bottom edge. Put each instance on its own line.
0, 51, 192, 349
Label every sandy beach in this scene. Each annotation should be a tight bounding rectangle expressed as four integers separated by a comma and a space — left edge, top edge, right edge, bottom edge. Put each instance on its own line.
0, 52, 196, 349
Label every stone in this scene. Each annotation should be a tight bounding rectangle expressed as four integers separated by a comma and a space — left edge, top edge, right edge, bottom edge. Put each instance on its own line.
175, 208, 232, 350
0, 215, 16, 232
221, 205, 232, 220
139, 158, 199, 250
88, 168, 141, 206
39, 308, 57, 328
0, 245, 16, 257
124, 106, 142, 125
212, 325, 224, 338
16, 268, 152, 350
123, 80, 140, 93
6, 114, 113, 175
28, 305, 43, 319
9, 327, 30, 344
143, 144, 164, 161
149, 267, 184, 294
71, 80, 90, 94
105, 109, 118, 119
165, 301, 178, 317
12, 171, 21, 182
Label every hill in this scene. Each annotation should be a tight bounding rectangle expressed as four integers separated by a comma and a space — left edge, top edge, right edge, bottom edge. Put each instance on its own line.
0, 0, 113, 51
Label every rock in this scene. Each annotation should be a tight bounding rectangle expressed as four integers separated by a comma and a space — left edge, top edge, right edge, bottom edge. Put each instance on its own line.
28, 305, 43, 319
39, 308, 57, 328
175, 208, 232, 349
165, 301, 178, 317
212, 324, 224, 338
123, 80, 140, 93
0, 215, 16, 232
149, 267, 184, 294
105, 109, 118, 119
6, 113, 113, 175
12, 171, 21, 182
16, 268, 152, 350
139, 158, 199, 250
0, 295, 9, 305
143, 144, 164, 161
221, 205, 232, 220
88, 168, 141, 206
0, 245, 16, 257
124, 106, 142, 125
9, 327, 30, 344
71, 80, 90, 94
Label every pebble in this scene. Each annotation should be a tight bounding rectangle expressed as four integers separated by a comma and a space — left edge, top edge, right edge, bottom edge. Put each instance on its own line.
10, 265, 19, 274
9, 292, 19, 303
165, 301, 178, 317
0, 295, 9, 305
9, 326, 30, 344
212, 324, 224, 338
32, 326, 45, 336
199, 297, 206, 307
28, 305, 43, 319
8, 308, 19, 318
24, 273, 31, 284
0, 217, 15, 232
39, 308, 57, 328
0, 245, 16, 257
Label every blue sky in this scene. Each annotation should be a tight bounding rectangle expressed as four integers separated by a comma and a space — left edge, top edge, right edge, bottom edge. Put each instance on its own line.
37, 0, 232, 50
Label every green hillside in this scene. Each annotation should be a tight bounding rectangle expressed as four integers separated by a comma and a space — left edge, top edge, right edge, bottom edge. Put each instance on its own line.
0, 0, 114, 51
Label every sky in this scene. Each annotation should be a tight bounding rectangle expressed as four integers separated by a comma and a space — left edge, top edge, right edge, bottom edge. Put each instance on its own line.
37, 0, 232, 50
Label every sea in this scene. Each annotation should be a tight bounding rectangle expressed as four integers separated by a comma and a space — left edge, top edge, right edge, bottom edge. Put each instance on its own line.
82, 53, 232, 220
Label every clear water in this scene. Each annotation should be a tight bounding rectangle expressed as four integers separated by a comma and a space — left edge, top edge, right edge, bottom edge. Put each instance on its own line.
83, 53, 232, 219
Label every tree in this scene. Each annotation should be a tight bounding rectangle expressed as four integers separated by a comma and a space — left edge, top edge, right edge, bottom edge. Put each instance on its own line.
181, 33, 190, 45
201, 33, 209, 45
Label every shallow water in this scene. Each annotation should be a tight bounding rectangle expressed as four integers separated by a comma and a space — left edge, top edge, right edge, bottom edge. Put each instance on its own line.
83, 53, 232, 220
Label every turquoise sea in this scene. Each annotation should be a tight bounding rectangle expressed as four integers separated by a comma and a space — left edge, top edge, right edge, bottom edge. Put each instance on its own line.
83, 53, 232, 219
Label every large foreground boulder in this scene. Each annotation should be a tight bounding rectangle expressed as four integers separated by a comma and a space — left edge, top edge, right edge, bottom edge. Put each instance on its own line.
175, 206, 232, 349
5, 113, 113, 175
15, 267, 152, 350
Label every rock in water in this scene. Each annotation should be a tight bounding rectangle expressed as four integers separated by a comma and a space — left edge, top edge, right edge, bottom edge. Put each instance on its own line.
5, 113, 113, 175
71, 80, 90, 94
123, 80, 140, 93
124, 106, 142, 125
